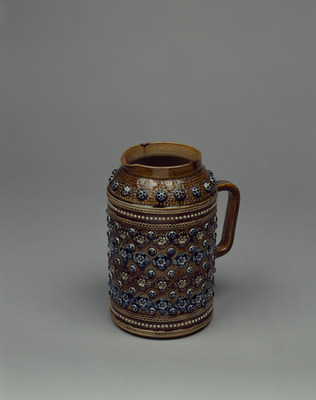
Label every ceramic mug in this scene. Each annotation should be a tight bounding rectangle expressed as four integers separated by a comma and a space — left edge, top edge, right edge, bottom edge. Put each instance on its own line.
106, 142, 240, 338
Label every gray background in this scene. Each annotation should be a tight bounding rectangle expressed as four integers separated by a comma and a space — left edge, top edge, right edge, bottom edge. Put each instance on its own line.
1, 1, 316, 399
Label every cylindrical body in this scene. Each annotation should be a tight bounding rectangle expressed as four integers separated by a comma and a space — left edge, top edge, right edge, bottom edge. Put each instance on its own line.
106, 143, 220, 338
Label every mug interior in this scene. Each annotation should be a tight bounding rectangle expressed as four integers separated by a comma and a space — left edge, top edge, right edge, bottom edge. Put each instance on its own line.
122, 142, 201, 168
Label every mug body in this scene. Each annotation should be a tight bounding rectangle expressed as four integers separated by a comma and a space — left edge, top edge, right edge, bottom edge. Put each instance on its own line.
106, 143, 217, 338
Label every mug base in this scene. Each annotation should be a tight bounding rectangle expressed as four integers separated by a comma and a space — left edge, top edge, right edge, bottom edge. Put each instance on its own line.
110, 302, 213, 339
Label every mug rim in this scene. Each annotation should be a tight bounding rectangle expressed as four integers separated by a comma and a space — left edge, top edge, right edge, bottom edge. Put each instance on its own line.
121, 142, 202, 178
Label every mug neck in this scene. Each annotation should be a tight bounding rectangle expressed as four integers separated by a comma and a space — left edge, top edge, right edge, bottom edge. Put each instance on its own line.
121, 142, 202, 179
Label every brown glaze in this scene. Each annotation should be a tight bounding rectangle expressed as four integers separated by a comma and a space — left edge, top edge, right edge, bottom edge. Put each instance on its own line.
216, 181, 240, 258
121, 142, 202, 179
106, 142, 240, 338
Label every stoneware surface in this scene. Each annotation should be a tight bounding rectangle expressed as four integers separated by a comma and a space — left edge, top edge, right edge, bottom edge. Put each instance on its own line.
106, 142, 240, 338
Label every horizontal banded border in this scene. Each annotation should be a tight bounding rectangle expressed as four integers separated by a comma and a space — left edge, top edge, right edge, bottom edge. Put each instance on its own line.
108, 200, 216, 228
110, 303, 213, 338
107, 209, 216, 229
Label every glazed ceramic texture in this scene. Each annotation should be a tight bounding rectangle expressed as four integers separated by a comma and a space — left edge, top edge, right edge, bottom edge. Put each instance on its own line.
106, 142, 240, 338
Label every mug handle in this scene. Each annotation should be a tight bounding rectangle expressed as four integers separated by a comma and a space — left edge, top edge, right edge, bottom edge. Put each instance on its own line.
215, 180, 240, 258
